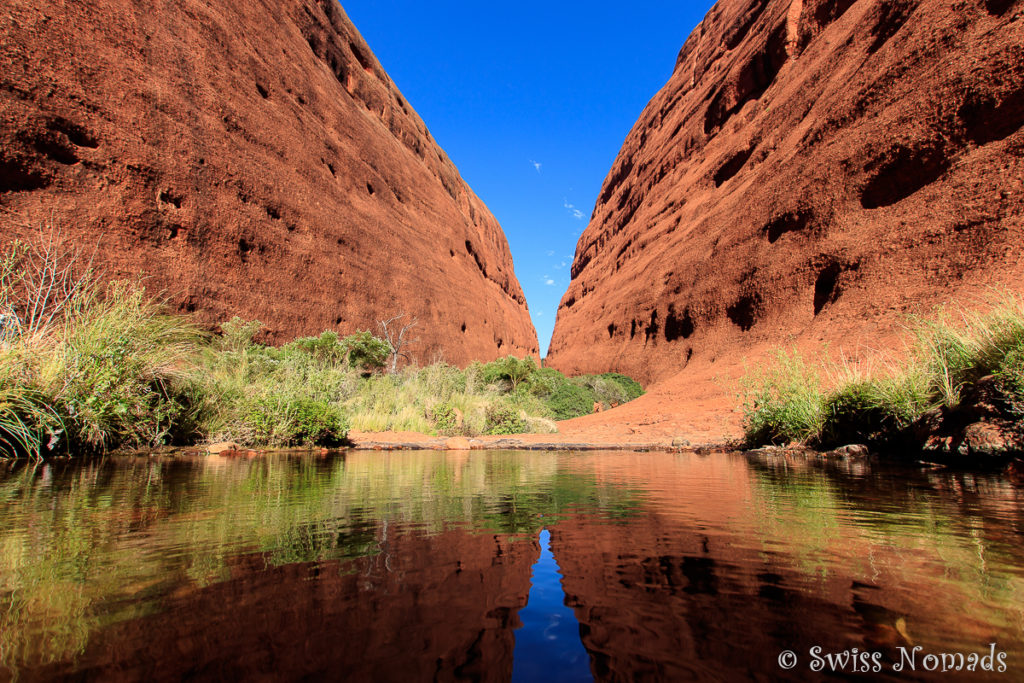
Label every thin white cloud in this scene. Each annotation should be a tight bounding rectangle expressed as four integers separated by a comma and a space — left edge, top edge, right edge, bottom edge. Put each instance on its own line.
563, 199, 585, 220
546, 250, 555, 257
545, 279, 555, 286
531, 160, 542, 173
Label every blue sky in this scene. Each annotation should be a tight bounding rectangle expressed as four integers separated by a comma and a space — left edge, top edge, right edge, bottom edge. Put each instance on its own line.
342, 1, 717, 355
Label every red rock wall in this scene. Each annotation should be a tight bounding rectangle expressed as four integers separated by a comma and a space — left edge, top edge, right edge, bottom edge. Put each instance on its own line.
0, 0, 538, 363
29, 529, 537, 681
547, 0, 1024, 383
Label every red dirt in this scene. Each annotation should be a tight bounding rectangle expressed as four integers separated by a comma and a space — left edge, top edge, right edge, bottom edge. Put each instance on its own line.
546, 0, 1024, 440
0, 0, 537, 364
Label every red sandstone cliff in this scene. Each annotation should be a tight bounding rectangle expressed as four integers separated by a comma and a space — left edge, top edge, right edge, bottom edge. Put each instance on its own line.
0, 0, 538, 363
548, 0, 1023, 386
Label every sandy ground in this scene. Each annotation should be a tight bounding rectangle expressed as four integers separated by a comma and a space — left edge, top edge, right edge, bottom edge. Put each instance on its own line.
349, 360, 747, 450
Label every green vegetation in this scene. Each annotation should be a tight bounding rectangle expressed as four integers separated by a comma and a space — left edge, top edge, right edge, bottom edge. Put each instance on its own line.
0, 228, 644, 457
741, 296, 1024, 450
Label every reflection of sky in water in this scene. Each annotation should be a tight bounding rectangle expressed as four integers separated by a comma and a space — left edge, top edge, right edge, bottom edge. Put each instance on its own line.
512, 529, 592, 683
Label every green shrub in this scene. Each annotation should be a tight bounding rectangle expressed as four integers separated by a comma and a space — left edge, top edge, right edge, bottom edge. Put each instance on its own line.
599, 373, 644, 402
431, 401, 460, 435
286, 330, 346, 364
241, 397, 347, 447
341, 331, 390, 371
547, 382, 598, 421
484, 403, 526, 435
524, 367, 566, 397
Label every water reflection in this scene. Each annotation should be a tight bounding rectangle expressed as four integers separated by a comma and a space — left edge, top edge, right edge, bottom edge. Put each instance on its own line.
0, 451, 1021, 681
512, 529, 592, 682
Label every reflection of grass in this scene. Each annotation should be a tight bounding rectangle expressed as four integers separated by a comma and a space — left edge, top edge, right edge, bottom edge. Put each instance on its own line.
746, 461, 1024, 614
0, 452, 640, 675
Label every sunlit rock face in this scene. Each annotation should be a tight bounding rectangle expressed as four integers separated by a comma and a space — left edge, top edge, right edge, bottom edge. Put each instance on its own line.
0, 0, 538, 362
548, 0, 1024, 384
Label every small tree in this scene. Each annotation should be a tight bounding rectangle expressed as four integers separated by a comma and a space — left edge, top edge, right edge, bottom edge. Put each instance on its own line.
482, 356, 537, 391
377, 313, 419, 374
341, 331, 389, 372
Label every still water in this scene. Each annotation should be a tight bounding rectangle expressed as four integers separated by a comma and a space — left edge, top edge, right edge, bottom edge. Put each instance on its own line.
0, 450, 1022, 681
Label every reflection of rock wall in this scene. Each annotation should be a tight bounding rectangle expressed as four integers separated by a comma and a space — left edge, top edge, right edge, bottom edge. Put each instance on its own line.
548, 0, 1024, 383
30, 528, 536, 681
550, 515, 859, 680
0, 0, 537, 362
548, 452, 1024, 678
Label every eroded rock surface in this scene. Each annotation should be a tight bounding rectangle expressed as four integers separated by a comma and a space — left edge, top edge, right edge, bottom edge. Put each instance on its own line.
548, 0, 1024, 384
0, 0, 537, 363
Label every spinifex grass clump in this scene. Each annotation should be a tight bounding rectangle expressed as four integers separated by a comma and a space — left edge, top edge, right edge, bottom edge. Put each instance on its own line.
741, 295, 1024, 450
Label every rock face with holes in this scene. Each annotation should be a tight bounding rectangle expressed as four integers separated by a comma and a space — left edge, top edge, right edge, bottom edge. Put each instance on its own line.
547, 0, 1024, 384
0, 0, 537, 362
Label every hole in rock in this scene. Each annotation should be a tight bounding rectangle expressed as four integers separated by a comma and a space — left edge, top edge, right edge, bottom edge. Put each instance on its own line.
461, 323, 467, 333
713, 146, 755, 187
350, 42, 373, 73
664, 305, 695, 342
31, 134, 78, 165
256, 82, 269, 99
763, 209, 813, 243
727, 294, 761, 331
0, 158, 51, 193
984, 0, 1016, 15
265, 205, 281, 220
366, 182, 375, 195
159, 190, 182, 208
813, 262, 844, 315
724, 0, 768, 49
465, 240, 487, 276
800, 0, 859, 49
860, 143, 949, 209
958, 86, 1024, 146
238, 238, 252, 262
644, 310, 660, 342
868, 0, 918, 54
704, 22, 788, 135
607, 322, 616, 338
47, 118, 98, 148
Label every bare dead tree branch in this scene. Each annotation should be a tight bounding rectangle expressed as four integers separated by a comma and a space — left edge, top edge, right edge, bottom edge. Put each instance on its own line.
1, 212, 101, 339
377, 313, 419, 374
